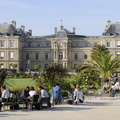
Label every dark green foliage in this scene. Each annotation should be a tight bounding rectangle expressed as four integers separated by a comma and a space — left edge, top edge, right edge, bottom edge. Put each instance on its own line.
0, 69, 7, 87
35, 64, 71, 91
34, 64, 41, 71
91, 44, 109, 60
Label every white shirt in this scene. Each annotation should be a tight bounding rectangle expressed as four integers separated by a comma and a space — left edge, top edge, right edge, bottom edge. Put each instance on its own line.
2, 89, 10, 98
74, 89, 84, 101
41, 89, 49, 98
29, 90, 37, 97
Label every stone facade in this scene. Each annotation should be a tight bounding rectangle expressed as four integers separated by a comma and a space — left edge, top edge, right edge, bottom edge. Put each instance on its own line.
0, 20, 120, 70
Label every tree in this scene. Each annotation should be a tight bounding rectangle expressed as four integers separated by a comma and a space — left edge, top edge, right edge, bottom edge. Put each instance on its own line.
80, 54, 120, 83
35, 64, 70, 91
11, 64, 17, 69
66, 65, 73, 70
91, 44, 109, 60
34, 64, 41, 71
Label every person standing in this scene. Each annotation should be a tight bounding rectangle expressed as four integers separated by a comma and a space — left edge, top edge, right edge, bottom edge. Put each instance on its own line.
52, 83, 62, 104
73, 85, 84, 105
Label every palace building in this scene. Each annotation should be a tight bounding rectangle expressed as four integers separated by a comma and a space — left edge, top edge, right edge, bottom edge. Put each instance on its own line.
0, 20, 120, 70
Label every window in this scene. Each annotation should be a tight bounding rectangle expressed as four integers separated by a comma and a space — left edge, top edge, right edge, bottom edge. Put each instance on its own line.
0, 41, 4, 47
45, 53, 48, 60
25, 64, 28, 69
94, 43, 97, 46
107, 41, 110, 47
28, 43, 31, 47
26, 53, 29, 60
0, 52, 4, 59
84, 54, 87, 59
44, 63, 48, 69
75, 42, 78, 47
65, 51, 67, 59
117, 52, 120, 56
10, 52, 13, 59
37, 44, 40, 47
54, 43, 57, 48
35, 53, 39, 60
74, 64, 78, 69
55, 51, 57, 59
117, 41, 120, 47
85, 43, 88, 47
9, 41, 14, 47
47, 42, 49, 47
74, 53, 78, 60
64, 63, 67, 67
59, 64, 63, 68
65, 43, 67, 47
59, 52, 63, 60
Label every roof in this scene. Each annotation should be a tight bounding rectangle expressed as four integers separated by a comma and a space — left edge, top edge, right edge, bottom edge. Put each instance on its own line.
39, 26, 87, 39
0, 22, 31, 37
103, 22, 120, 36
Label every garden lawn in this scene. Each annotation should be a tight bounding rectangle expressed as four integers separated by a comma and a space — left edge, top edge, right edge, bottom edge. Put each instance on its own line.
5, 78, 36, 90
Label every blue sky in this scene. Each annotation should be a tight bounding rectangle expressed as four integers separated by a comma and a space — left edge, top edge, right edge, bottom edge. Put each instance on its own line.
0, 0, 120, 36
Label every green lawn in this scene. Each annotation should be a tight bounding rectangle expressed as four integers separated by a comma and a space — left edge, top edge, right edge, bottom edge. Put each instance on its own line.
5, 78, 36, 89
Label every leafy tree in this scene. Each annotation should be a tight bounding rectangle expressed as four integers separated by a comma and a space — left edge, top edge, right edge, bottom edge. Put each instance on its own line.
91, 44, 109, 60
35, 64, 70, 91
11, 64, 17, 69
80, 54, 120, 83
0, 69, 14, 96
66, 65, 73, 70
34, 64, 41, 71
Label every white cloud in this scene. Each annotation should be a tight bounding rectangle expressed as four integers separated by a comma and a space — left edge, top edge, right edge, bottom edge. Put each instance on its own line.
0, 0, 39, 10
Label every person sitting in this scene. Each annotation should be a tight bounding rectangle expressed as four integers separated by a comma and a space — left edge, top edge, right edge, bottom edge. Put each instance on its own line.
111, 82, 120, 97
28, 86, 37, 98
102, 82, 110, 93
38, 86, 51, 108
73, 85, 84, 105
20, 86, 30, 99
20, 86, 30, 108
0, 85, 10, 111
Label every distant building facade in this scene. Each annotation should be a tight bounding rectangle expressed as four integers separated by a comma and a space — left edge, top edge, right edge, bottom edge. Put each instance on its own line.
0, 20, 120, 70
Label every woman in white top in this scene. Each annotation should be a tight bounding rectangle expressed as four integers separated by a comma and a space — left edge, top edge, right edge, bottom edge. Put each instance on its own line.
29, 86, 37, 97
73, 85, 84, 105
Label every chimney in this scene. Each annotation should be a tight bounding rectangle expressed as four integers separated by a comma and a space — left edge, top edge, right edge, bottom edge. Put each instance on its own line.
11, 20, 16, 28
29, 29, 32, 36
73, 27, 76, 34
107, 20, 111, 26
105, 20, 111, 32
21, 25, 25, 32
54, 27, 57, 34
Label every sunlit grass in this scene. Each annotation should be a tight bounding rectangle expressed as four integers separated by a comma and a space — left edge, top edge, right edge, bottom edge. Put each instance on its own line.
5, 78, 36, 89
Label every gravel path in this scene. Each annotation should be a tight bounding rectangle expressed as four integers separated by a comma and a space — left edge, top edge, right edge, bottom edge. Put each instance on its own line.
0, 97, 120, 120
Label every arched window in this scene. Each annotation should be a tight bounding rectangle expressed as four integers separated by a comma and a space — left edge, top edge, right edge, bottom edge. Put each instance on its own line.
59, 64, 63, 68
74, 64, 78, 69
25, 64, 28, 69
59, 52, 63, 60
44, 63, 48, 69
